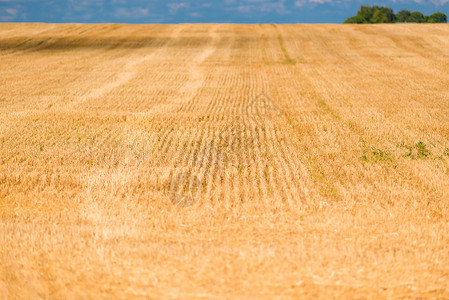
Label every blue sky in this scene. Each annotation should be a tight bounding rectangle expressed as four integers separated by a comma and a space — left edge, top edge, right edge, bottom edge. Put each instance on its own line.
0, 0, 448, 23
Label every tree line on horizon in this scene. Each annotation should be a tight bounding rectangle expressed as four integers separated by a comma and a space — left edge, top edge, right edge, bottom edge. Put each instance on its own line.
344, 6, 447, 24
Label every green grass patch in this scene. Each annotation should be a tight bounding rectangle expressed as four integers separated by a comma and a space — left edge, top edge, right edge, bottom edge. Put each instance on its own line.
403, 141, 431, 159
278, 35, 296, 65
360, 141, 392, 162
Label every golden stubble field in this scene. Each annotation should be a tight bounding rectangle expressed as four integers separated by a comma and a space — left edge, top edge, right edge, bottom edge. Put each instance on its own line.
1, 23, 449, 298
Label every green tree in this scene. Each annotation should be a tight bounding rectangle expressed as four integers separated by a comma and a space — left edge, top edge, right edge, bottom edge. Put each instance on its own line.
379, 7, 395, 23
407, 11, 425, 23
343, 5, 447, 25
356, 5, 394, 23
427, 12, 447, 23
371, 9, 388, 23
396, 10, 411, 22
344, 15, 368, 24
357, 5, 376, 22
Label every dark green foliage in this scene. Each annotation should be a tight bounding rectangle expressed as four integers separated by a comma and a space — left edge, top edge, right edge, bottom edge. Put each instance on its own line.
396, 10, 411, 22
357, 5, 376, 22
408, 11, 425, 23
344, 6, 447, 24
372, 9, 388, 23
355, 5, 395, 23
428, 12, 447, 23
344, 15, 368, 24
396, 10, 425, 23
379, 6, 395, 23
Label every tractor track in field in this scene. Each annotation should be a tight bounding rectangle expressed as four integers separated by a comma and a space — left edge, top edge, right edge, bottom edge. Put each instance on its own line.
67, 25, 186, 110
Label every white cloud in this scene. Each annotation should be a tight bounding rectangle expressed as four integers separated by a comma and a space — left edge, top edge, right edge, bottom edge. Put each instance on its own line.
429, 0, 449, 5
136, 7, 149, 16
114, 7, 149, 19
5, 8, 17, 15
309, 0, 332, 4
295, 0, 306, 7
233, 0, 288, 14
0, 6, 18, 21
296, 0, 332, 6
168, 2, 189, 13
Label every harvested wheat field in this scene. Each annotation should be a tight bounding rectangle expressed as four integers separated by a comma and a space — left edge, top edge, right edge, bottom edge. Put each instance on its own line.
1, 23, 449, 298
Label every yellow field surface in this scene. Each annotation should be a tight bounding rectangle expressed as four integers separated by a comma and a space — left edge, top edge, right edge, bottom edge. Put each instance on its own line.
1, 23, 449, 298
